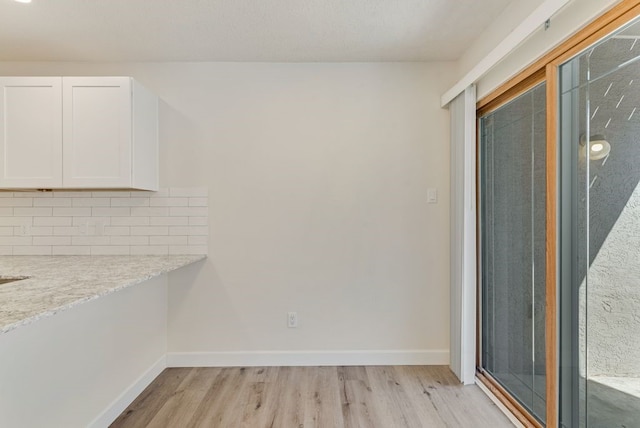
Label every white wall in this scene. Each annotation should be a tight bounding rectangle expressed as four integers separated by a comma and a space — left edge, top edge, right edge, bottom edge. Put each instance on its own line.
0, 62, 455, 363
579, 181, 640, 378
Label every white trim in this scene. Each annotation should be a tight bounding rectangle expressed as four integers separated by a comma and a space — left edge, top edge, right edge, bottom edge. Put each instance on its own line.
166, 350, 449, 368
440, 0, 570, 107
449, 86, 477, 385
460, 85, 477, 385
476, 377, 525, 428
88, 355, 167, 428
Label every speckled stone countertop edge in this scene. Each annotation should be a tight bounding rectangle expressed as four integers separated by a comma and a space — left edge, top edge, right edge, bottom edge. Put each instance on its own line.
0, 255, 206, 335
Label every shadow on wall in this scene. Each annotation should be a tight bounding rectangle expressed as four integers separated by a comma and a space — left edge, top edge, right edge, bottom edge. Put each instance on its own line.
577, 38, 640, 379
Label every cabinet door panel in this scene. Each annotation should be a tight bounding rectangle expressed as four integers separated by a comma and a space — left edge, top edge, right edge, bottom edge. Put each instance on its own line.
63, 77, 131, 188
0, 77, 63, 188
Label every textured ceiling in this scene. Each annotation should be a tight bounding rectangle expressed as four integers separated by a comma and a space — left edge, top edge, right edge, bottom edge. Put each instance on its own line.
0, 0, 513, 62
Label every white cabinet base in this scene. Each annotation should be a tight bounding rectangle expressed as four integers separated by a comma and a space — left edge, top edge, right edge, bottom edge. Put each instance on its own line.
0, 276, 167, 427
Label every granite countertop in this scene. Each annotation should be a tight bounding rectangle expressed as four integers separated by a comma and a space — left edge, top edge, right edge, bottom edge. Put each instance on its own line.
0, 255, 205, 335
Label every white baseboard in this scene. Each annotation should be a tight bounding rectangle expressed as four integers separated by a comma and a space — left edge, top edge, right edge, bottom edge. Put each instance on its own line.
166, 349, 449, 367
89, 355, 167, 428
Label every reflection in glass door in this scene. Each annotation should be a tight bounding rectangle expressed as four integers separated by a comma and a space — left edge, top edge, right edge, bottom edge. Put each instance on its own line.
479, 82, 547, 423
559, 15, 640, 428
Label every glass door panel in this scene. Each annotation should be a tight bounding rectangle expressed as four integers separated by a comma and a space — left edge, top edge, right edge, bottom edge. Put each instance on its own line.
479, 82, 547, 423
559, 15, 640, 428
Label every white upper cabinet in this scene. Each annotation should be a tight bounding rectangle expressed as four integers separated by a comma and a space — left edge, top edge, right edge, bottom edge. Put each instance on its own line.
0, 76, 158, 190
0, 77, 63, 188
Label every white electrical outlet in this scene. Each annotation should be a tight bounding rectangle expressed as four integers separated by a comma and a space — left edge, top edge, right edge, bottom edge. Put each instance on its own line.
287, 312, 298, 328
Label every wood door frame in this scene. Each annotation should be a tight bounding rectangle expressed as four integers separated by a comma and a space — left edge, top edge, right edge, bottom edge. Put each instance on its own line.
475, 1, 640, 427
476, 74, 547, 428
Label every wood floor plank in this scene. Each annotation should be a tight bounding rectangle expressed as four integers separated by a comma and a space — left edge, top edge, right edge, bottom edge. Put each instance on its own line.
338, 366, 387, 428
185, 367, 249, 427
112, 365, 514, 428
366, 366, 423, 428
303, 366, 344, 428
110, 367, 193, 428
410, 366, 470, 427
242, 367, 282, 427
145, 367, 221, 428
392, 366, 450, 426
270, 366, 307, 427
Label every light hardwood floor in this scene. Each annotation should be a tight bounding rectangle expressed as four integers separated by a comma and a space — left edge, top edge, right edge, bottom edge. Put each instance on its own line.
110, 365, 513, 427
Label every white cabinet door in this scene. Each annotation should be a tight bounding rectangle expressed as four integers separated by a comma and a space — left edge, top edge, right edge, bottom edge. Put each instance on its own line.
62, 77, 132, 188
0, 77, 63, 188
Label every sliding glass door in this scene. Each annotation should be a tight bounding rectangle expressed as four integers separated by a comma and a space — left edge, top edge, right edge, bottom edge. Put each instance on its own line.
479, 82, 547, 423
559, 15, 640, 428
475, 4, 640, 427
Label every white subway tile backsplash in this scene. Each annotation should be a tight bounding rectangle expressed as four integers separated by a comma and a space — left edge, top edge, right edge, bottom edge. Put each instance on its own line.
150, 235, 187, 246
33, 236, 72, 246
13, 246, 52, 255
110, 236, 149, 246
52, 246, 91, 255
131, 206, 169, 217
150, 197, 188, 207
130, 226, 168, 236
13, 191, 52, 198
0, 198, 32, 207
0, 237, 32, 245
34, 217, 72, 226
72, 236, 110, 246
33, 198, 72, 207
53, 226, 80, 236
130, 245, 168, 255
103, 226, 130, 236
111, 217, 150, 226
14, 207, 52, 216
73, 217, 111, 226
168, 226, 188, 236
92, 207, 131, 217
169, 226, 209, 236
111, 197, 150, 207
90, 246, 130, 256
72, 198, 111, 207
53, 207, 91, 217
150, 216, 188, 226
0, 187, 207, 256
28, 227, 54, 236
0, 217, 31, 226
